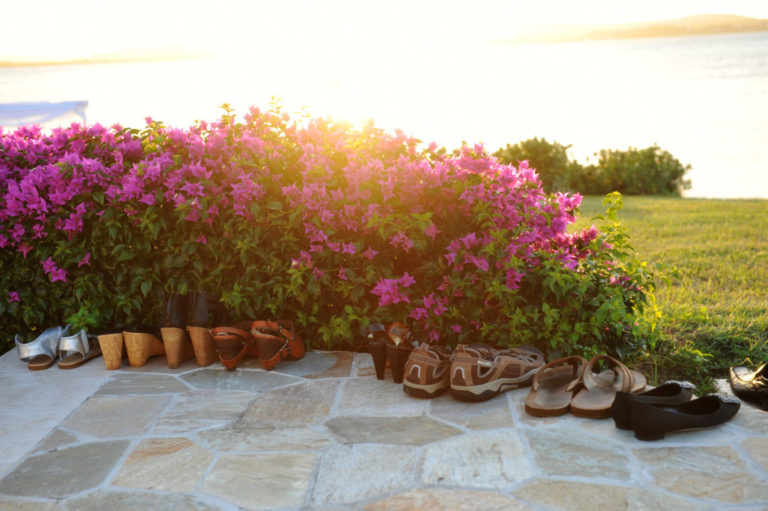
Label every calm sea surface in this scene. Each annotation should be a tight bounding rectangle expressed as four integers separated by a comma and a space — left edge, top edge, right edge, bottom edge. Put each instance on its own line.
1, 31, 767, 198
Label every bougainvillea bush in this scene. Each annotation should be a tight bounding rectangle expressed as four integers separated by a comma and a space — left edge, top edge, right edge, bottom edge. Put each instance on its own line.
0, 104, 660, 358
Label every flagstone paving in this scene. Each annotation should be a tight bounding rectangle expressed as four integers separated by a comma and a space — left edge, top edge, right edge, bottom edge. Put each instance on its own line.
0, 349, 767, 510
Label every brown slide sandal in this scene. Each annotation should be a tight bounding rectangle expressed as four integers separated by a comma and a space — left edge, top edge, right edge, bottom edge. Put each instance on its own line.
570, 354, 645, 418
524, 356, 587, 417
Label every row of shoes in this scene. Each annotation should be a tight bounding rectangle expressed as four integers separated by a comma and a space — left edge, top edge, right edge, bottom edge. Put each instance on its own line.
367, 328, 745, 441
15, 292, 306, 372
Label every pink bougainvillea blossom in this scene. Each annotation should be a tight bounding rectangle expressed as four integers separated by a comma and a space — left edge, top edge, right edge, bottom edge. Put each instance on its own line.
8, 291, 20, 303
362, 246, 378, 260
78, 252, 91, 267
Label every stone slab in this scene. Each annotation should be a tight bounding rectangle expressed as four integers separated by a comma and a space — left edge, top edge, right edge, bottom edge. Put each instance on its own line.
96, 373, 190, 395
181, 368, 302, 392
200, 452, 317, 510
32, 428, 79, 455
742, 436, 768, 472
0, 441, 129, 499
731, 404, 768, 434
633, 445, 768, 503
365, 488, 534, 511
325, 416, 461, 445
312, 444, 418, 506
514, 479, 708, 511
253, 350, 354, 379
198, 421, 332, 452
336, 378, 426, 416
152, 390, 255, 434
244, 379, 339, 423
112, 437, 215, 492
0, 499, 58, 511
60, 395, 170, 438
527, 426, 631, 479
421, 430, 532, 489
63, 490, 221, 510
0, 350, 110, 474
429, 393, 514, 430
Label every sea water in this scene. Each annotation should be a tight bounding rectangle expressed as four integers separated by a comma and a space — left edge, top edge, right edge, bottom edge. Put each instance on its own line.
1, 31, 766, 198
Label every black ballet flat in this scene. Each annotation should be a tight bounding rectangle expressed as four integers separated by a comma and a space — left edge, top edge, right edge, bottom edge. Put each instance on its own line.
630, 394, 740, 441
611, 380, 696, 430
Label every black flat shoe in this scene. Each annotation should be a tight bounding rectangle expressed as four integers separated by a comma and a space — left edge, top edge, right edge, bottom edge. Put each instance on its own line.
611, 380, 696, 430
729, 363, 768, 411
630, 394, 740, 441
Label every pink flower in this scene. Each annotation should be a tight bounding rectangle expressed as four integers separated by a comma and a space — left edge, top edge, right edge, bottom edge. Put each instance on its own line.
50, 268, 67, 282
362, 246, 378, 260
342, 242, 356, 255
78, 252, 91, 267
312, 267, 325, 280
8, 291, 20, 303
398, 272, 416, 288
450, 324, 462, 333
425, 223, 440, 239
337, 267, 347, 280
18, 243, 33, 258
196, 235, 207, 244
370, 278, 410, 307
408, 307, 428, 320
389, 231, 413, 253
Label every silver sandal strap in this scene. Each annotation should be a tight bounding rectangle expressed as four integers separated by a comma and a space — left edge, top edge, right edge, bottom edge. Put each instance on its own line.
15, 326, 64, 361
59, 329, 90, 359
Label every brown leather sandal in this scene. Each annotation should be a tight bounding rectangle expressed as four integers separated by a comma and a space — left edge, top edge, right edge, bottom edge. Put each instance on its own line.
570, 354, 646, 418
524, 356, 587, 417
251, 320, 305, 371
212, 322, 257, 371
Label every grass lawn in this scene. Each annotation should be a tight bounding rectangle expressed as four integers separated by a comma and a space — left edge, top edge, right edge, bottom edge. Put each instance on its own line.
574, 196, 768, 388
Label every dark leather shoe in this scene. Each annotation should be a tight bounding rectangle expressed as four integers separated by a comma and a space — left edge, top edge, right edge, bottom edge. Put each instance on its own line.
612, 380, 696, 430
162, 293, 188, 328
187, 291, 224, 327
729, 363, 768, 411
630, 394, 740, 441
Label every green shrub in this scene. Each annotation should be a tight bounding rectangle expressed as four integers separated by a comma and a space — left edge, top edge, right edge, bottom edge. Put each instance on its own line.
494, 138, 691, 196
591, 145, 691, 196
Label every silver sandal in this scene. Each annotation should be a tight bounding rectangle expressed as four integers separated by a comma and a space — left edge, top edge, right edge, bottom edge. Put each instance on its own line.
15, 325, 70, 371
58, 329, 102, 369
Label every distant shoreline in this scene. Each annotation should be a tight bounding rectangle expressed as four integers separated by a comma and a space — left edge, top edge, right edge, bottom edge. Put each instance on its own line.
496, 14, 768, 45
0, 53, 209, 69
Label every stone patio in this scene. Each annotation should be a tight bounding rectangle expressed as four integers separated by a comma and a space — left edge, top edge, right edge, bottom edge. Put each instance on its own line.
0, 349, 767, 510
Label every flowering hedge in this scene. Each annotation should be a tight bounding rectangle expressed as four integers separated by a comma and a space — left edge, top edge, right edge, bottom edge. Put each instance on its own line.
1, 104, 659, 357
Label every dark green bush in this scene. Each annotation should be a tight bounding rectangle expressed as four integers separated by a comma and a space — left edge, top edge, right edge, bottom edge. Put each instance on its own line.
591, 145, 691, 196
494, 138, 691, 196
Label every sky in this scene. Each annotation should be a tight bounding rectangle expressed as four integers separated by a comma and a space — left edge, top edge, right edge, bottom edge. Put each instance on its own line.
2, 0, 768, 63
